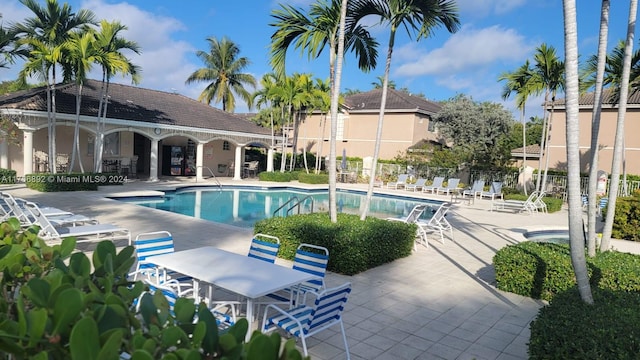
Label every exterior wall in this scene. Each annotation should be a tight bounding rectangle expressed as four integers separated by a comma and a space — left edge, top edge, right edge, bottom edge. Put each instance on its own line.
297, 111, 435, 160
544, 106, 640, 175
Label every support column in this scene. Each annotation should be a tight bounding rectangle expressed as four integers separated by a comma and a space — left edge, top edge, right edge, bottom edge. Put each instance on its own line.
0, 140, 8, 169
267, 147, 274, 172
233, 145, 242, 180
196, 142, 204, 181
149, 139, 159, 182
21, 127, 35, 176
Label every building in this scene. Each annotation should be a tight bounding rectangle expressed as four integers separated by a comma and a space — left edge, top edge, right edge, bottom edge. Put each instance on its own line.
0, 79, 274, 180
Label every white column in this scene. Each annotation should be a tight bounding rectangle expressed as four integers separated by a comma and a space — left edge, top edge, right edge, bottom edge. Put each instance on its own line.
234, 145, 242, 180
196, 142, 204, 181
22, 128, 35, 176
149, 139, 159, 181
267, 147, 274, 172
0, 140, 8, 169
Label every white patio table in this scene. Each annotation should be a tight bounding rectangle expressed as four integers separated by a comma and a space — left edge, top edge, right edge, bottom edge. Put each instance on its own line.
148, 246, 318, 339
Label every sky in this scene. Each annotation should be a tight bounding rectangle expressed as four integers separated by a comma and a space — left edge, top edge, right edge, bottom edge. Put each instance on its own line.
1, 0, 637, 119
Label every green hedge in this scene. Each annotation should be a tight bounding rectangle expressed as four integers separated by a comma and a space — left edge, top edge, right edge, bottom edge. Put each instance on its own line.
0, 168, 17, 184
493, 241, 640, 301
297, 173, 329, 184
25, 172, 125, 192
253, 213, 416, 275
529, 288, 640, 359
257, 171, 299, 182
612, 195, 640, 241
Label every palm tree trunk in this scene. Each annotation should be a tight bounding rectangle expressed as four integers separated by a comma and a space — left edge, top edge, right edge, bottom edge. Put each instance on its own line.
70, 83, 84, 173
521, 108, 528, 195
540, 105, 556, 193
361, 28, 396, 220
586, 0, 610, 257
50, 68, 57, 174
328, 0, 347, 223
535, 96, 549, 192
563, 0, 593, 304
316, 112, 327, 174
601, 0, 637, 251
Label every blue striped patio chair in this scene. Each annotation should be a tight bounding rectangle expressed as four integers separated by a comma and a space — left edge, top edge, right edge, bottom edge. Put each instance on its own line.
262, 282, 352, 359
247, 234, 281, 263
131, 231, 190, 284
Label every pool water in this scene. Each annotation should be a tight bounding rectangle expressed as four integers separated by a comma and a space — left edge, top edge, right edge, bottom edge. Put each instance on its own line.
116, 186, 441, 228
524, 229, 570, 244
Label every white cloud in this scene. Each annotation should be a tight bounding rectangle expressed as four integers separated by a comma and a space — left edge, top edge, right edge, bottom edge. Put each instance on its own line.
394, 25, 533, 77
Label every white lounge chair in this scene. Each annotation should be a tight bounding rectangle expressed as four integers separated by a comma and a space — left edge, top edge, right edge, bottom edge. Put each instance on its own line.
422, 177, 445, 194
436, 178, 460, 195
479, 181, 504, 200
462, 180, 485, 199
387, 204, 429, 250
490, 191, 539, 214
387, 174, 409, 189
0, 191, 73, 223
25, 201, 131, 245
418, 202, 453, 245
405, 178, 427, 192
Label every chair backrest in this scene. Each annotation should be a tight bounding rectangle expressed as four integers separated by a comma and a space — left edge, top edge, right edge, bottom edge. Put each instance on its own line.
431, 177, 445, 187
471, 180, 485, 192
446, 178, 460, 189
134, 231, 175, 271
293, 244, 329, 291
23, 201, 60, 237
0, 192, 29, 223
426, 202, 452, 226
415, 178, 427, 186
404, 204, 427, 223
247, 161, 259, 170
120, 157, 131, 166
490, 182, 503, 194
396, 174, 408, 183
248, 234, 281, 263
303, 282, 352, 335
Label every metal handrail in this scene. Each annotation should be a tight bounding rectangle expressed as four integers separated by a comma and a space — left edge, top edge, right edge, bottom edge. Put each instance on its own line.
273, 196, 299, 217
195, 166, 222, 189
286, 195, 315, 216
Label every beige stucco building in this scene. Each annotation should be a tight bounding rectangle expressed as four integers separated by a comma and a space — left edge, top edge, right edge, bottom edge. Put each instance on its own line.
542, 90, 640, 175
295, 88, 444, 161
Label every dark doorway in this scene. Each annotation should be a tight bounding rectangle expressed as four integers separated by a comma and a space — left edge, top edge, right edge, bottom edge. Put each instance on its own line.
133, 133, 150, 178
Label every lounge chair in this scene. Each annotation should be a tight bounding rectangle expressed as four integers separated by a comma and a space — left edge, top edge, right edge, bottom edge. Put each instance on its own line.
25, 201, 131, 245
387, 174, 409, 189
418, 202, 453, 245
422, 177, 445, 194
462, 180, 485, 199
436, 178, 460, 195
479, 182, 504, 200
21, 201, 98, 227
0, 191, 74, 223
405, 178, 427, 192
387, 204, 429, 250
490, 191, 539, 214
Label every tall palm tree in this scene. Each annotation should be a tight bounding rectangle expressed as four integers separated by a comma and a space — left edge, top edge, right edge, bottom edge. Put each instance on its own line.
529, 44, 564, 193
352, 0, 460, 220
270, 0, 379, 221
562, 0, 593, 304
92, 20, 140, 172
499, 60, 535, 195
186, 36, 256, 113
252, 72, 281, 151
1, 16, 26, 68
583, 0, 610, 257
311, 77, 331, 173
601, 0, 637, 252
13, 0, 96, 173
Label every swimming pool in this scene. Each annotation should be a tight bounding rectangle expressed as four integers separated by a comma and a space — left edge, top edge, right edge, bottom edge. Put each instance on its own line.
524, 229, 570, 244
115, 186, 442, 228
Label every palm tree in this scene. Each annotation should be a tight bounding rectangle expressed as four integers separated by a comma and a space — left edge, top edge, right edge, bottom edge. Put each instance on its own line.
186, 36, 256, 113
562, 0, 593, 304
92, 20, 140, 172
352, 0, 460, 220
499, 60, 535, 195
310, 78, 331, 173
270, 0, 379, 221
583, 0, 610, 257
13, 0, 96, 173
1, 17, 26, 69
252, 73, 281, 150
601, 0, 637, 252
371, 75, 395, 89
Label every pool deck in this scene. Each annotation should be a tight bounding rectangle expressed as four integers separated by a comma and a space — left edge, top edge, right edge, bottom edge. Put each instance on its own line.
3, 178, 638, 360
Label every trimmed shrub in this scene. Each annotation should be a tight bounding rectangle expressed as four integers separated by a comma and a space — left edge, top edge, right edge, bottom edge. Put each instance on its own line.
253, 213, 416, 275
494, 241, 640, 301
257, 171, 294, 182
612, 195, 640, 241
529, 288, 640, 359
0, 168, 17, 184
298, 172, 329, 184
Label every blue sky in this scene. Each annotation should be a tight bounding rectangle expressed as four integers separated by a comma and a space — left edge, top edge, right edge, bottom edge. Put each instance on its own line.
1, 0, 637, 119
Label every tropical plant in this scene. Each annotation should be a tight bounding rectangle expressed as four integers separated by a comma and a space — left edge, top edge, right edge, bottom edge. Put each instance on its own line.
186, 36, 256, 113
582, 0, 610, 257
12, 0, 96, 173
562, 0, 593, 304
252, 72, 282, 151
371, 75, 395, 89
0, 16, 25, 69
92, 20, 140, 172
351, 0, 460, 220
600, 0, 637, 252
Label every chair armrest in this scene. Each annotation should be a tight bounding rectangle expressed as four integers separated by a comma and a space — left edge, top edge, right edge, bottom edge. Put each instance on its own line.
262, 303, 306, 332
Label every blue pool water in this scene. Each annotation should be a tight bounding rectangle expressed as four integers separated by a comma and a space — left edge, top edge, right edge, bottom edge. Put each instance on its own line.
115, 186, 442, 228
524, 229, 570, 244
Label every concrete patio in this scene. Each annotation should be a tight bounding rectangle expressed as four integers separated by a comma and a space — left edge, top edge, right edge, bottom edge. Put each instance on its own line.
3, 179, 633, 360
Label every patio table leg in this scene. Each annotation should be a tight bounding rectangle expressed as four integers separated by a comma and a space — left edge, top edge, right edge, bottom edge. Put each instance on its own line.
245, 298, 254, 341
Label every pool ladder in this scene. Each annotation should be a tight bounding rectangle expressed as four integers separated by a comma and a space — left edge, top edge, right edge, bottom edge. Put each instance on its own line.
195, 166, 222, 189
273, 195, 315, 217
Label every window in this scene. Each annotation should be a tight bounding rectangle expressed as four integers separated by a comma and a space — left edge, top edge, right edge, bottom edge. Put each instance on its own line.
337, 113, 346, 141
427, 119, 437, 132
223, 141, 230, 151
103, 132, 120, 155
